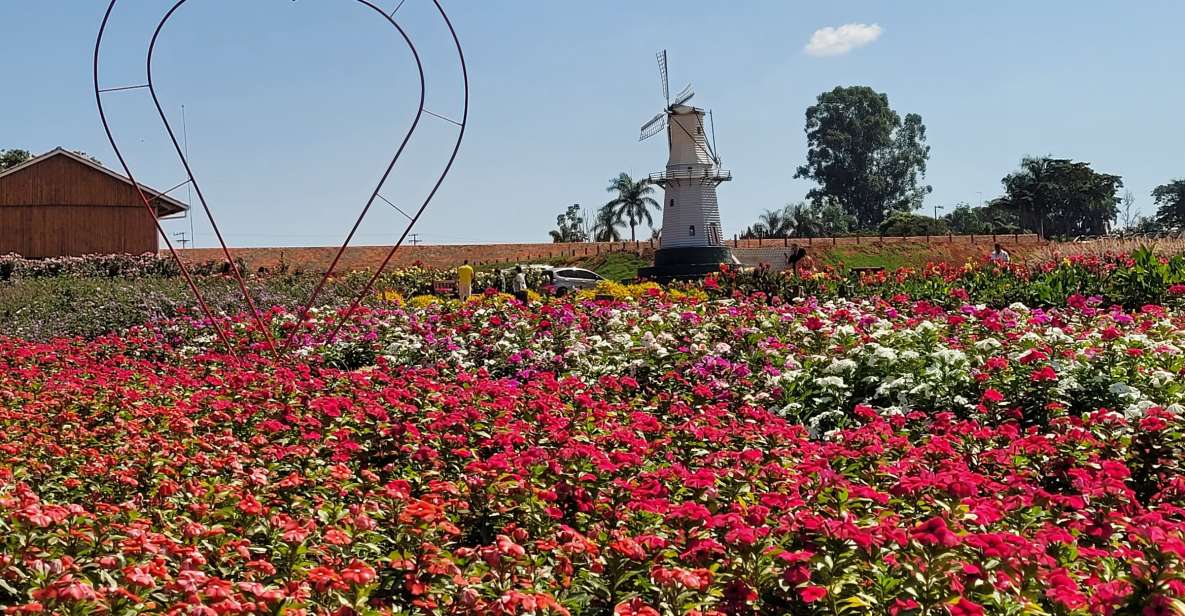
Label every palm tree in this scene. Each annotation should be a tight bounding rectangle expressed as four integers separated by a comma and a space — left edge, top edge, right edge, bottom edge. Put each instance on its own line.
756, 207, 794, 238
741, 206, 797, 239
592, 205, 624, 242
605, 173, 660, 242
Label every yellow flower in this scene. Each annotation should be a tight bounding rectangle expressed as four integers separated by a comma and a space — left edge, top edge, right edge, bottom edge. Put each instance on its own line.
409, 295, 438, 308
377, 290, 403, 304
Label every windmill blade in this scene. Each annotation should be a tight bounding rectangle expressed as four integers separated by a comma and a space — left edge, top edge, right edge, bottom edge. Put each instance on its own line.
672, 83, 694, 107
657, 50, 669, 104
639, 114, 667, 141
708, 109, 720, 163
640, 111, 665, 133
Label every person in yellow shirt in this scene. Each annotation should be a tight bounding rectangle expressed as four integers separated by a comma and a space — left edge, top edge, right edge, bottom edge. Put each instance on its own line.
456, 259, 475, 300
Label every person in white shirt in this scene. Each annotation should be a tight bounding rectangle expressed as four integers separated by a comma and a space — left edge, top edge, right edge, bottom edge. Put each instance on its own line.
512, 265, 528, 303
990, 243, 1010, 265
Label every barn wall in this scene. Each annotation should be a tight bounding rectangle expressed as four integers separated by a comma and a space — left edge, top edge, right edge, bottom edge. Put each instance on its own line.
0, 206, 159, 257
0, 155, 148, 207
0, 154, 161, 257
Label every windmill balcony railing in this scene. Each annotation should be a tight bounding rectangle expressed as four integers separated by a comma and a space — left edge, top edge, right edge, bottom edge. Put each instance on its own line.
649, 168, 731, 184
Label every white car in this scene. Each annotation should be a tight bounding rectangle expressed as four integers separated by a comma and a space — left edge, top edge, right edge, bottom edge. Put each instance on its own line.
546, 267, 604, 294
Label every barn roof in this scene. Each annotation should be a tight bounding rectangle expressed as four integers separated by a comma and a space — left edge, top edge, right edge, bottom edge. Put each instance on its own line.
0, 147, 189, 218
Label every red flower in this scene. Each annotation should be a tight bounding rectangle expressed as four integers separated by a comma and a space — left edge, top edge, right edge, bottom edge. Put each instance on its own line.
947, 597, 984, 616
340, 561, 376, 586
1030, 366, 1058, 382
615, 599, 660, 616
910, 517, 960, 548
799, 585, 827, 603
981, 388, 1004, 404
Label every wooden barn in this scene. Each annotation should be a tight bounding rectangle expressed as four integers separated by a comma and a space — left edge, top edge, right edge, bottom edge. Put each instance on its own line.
0, 148, 187, 258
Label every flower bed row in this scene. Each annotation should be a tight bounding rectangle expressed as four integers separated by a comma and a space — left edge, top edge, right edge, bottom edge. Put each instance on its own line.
0, 290, 1183, 613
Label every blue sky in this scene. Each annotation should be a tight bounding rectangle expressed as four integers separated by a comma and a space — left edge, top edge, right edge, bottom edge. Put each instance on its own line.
2, 1, 1183, 247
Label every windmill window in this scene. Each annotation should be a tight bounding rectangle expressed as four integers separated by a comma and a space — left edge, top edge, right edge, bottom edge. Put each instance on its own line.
697, 125, 703, 134
689, 225, 696, 237
669, 198, 675, 208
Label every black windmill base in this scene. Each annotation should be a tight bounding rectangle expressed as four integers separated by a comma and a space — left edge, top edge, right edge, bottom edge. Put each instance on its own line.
638, 245, 738, 283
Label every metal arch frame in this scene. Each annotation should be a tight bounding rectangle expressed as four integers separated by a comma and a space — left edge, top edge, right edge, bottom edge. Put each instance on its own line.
94, 0, 468, 359
320, 0, 468, 348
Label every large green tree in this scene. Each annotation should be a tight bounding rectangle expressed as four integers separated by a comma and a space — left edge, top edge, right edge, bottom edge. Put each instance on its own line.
994, 157, 1122, 238
794, 86, 931, 230
0, 149, 31, 171
1153, 179, 1185, 229
943, 203, 1019, 235
604, 173, 659, 242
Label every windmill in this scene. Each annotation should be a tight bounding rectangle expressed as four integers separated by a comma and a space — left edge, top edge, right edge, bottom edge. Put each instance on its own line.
637, 50, 736, 282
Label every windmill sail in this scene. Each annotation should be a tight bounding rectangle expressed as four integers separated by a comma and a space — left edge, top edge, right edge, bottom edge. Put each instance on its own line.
672, 83, 694, 107
657, 50, 669, 104
639, 112, 667, 141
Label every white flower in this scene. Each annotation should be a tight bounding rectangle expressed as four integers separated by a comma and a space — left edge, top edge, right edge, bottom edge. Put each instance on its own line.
826, 358, 857, 374
975, 338, 1002, 351
814, 375, 847, 389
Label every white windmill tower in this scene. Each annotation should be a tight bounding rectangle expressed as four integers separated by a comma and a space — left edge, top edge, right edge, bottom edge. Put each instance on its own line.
637, 50, 737, 281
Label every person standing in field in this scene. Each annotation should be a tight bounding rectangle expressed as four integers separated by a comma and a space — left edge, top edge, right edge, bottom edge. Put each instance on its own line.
490, 268, 504, 293
512, 265, 529, 303
785, 243, 809, 276
456, 259, 474, 300
990, 243, 1010, 265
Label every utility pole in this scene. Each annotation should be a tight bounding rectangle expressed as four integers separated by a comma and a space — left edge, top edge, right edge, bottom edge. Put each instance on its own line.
408, 233, 422, 246
173, 231, 190, 249
933, 204, 943, 221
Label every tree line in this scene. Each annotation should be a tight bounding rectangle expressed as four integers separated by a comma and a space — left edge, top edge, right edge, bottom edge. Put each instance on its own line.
545, 84, 1183, 243
549, 173, 662, 243
739, 85, 1184, 240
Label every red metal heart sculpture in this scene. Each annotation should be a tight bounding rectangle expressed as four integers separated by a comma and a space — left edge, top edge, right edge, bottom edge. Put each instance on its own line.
94, 0, 468, 358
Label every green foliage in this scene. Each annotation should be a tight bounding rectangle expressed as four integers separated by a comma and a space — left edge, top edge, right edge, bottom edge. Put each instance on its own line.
943, 203, 1019, 235
604, 173, 659, 242
743, 201, 854, 239
1153, 179, 1185, 230
741, 207, 795, 239
722, 246, 1185, 311
592, 206, 624, 242
878, 211, 948, 237
0, 148, 31, 171
995, 156, 1123, 238
578, 251, 648, 281
794, 86, 932, 230
549, 204, 588, 243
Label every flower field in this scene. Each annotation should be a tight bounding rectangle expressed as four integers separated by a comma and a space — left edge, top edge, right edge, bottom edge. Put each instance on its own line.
3, 254, 1185, 614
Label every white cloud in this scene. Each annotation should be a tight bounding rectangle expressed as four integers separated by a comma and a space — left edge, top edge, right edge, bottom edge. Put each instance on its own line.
805, 23, 883, 57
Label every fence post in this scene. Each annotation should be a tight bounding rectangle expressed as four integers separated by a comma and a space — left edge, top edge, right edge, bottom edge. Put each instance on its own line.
855, 235, 860, 245
948, 233, 953, 243
970, 233, 975, 243
832, 236, 837, 247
